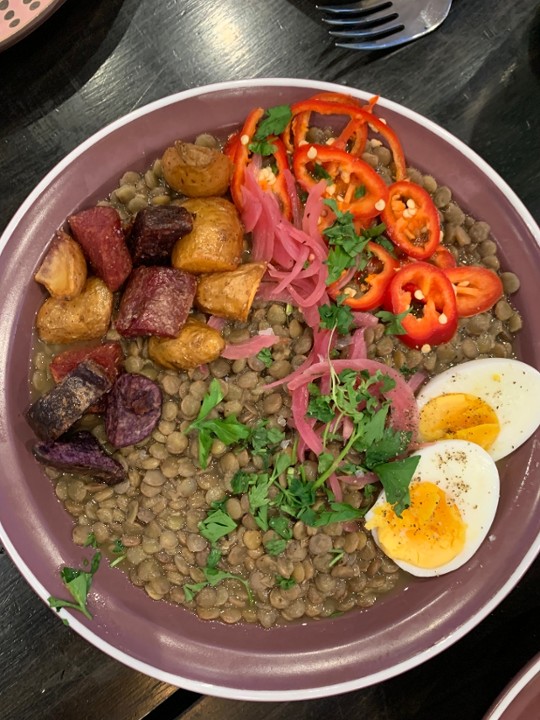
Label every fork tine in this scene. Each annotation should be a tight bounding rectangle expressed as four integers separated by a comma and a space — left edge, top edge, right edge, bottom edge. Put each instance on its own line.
334, 24, 414, 51
315, 0, 392, 14
322, 9, 399, 27
330, 22, 402, 39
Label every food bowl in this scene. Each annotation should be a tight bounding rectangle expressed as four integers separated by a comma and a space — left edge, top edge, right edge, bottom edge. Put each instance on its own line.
1, 78, 539, 700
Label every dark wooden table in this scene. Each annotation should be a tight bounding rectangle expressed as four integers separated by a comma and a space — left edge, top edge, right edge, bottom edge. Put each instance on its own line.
1, 1, 539, 718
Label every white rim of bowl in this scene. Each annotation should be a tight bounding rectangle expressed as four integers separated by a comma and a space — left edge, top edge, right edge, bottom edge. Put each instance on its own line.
1, 77, 539, 701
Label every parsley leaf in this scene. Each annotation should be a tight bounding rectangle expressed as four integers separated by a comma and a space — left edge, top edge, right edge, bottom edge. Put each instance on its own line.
248, 139, 277, 156
199, 507, 237, 543
188, 378, 251, 468
354, 184, 366, 199
250, 420, 285, 458
48, 549, 101, 620
318, 303, 354, 335
311, 502, 365, 527
323, 198, 371, 285
313, 163, 333, 182
373, 455, 421, 516
254, 104, 292, 140
307, 384, 334, 423
275, 575, 297, 589
265, 538, 288, 556
375, 309, 410, 335
257, 347, 273, 367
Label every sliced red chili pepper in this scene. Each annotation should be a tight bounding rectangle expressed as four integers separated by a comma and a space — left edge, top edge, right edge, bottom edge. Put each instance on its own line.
443, 266, 503, 317
293, 144, 389, 219
386, 262, 458, 348
228, 107, 291, 219
327, 241, 398, 310
285, 98, 407, 180
381, 181, 440, 260
429, 244, 457, 269
223, 130, 240, 163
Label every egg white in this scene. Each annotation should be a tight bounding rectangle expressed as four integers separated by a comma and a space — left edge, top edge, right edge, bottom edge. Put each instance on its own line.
415, 358, 540, 461
365, 439, 500, 577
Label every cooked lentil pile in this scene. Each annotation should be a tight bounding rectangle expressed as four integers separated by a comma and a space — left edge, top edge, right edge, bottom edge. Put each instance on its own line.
31, 120, 522, 627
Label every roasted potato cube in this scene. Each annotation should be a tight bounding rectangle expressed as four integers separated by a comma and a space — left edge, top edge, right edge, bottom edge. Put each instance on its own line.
34, 230, 87, 299
148, 319, 226, 370
36, 277, 113, 344
171, 197, 244, 273
161, 141, 233, 197
195, 263, 267, 322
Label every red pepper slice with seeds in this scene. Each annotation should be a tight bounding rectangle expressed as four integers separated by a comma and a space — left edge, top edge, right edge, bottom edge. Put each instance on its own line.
381, 181, 441, 260
225, 107, 292, 219
327, 241, 398, 311
293, 144, 389, 219
443, 266, 504, 317
285, 98, 407, 180
386, 261, 458, 348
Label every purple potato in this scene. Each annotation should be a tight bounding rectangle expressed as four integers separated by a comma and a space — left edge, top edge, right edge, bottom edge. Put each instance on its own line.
26, 359, 112, 441
33, 431, 126, 484
127, 205, 193, 266
105, 373, 162, 448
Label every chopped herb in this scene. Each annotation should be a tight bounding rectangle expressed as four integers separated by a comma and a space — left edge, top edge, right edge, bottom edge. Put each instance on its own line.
254, 104, 292, 140
363, 483, 377, 501
265, 538, 288, 556
275, 575, 296, 589
354, 184, 366, 199
48, 550, 101, 620
199, 507, 237, 543
323, 199, 371, 285
188, 378, 251, 468
311, 501, 365, 527
328, 548, 345, 567
375, 309, 410, 335
307, 384, 335, 423
109, 539, 127, 568
373, 236, 396, 257
313, 163, 333, 182
373, 455, 421, 516
248, 139, 277, 156
184, 548, 254, 603
318, 302, 355, 335
83, 532, 98, 549
249, 420, 285, 458
257, 347, 273, 367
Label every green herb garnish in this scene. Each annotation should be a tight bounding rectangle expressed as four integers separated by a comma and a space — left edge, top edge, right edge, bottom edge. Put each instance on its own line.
188, 378, 251, 468
199, 506, 238, 544
254, 104, 292, 140
257, 347, 273, 367
375, 309, 410, 335
318, 302, 355, 335
48, 548, 101, 620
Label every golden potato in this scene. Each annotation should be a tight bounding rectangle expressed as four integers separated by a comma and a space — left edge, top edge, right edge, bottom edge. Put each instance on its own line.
195, 262, 267, 322
34, 230, 87, 299
36, 277, 113, 344
148, 318, 225, 370
162, 141, 233, 197
171, 197, 244, 273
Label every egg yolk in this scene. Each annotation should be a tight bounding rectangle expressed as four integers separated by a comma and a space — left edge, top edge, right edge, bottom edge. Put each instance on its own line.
365, 481, 467, 569
418, 393, 500, 451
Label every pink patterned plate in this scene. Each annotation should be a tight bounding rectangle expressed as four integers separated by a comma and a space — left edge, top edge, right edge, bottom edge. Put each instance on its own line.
0, 0, 66, 52
484, 653, 540, 720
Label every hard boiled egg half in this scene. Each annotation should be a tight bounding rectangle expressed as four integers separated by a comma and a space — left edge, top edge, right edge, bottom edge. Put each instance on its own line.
415, 358, 540, 461
365, 439, 500, 577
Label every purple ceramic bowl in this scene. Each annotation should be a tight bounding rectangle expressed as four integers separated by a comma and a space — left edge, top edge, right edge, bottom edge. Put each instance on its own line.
0, 79, 539, 700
